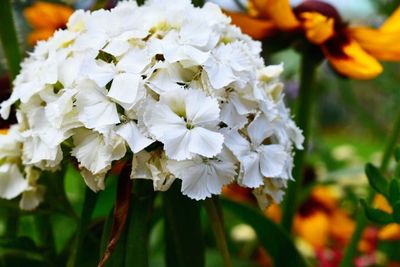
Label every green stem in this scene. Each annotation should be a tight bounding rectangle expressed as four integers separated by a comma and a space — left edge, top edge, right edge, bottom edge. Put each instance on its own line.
67, 187, 98, 267
281, 52, 319, 231
204, 196, 232, 267
0, 0, 21, 79
340, 109, 400, 267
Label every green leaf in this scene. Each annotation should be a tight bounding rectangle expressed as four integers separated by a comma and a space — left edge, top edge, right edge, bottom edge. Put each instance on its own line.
365, 163, 388, 197
0, 0, 21, 79
392, 201, 400, 224
360, 199, 393, 225
389, 179, 400, 205
163, 182, 205, 267
221, 198, 307, 267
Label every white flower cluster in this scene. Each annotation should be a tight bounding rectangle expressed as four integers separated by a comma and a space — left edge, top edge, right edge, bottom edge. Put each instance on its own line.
0, 0, 303, 209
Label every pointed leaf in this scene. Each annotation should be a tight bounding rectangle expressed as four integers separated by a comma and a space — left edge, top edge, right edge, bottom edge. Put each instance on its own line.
365, 163, 388, 197
360, 199, 393, 225
221, 198, 307, 267
163, 182, 205, 267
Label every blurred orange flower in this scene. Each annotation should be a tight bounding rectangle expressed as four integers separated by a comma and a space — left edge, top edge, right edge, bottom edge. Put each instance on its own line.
24, 2, 73, 45
228, 0, 400, 79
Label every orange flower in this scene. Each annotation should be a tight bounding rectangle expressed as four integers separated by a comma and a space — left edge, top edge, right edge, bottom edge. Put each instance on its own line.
228, 0, 400, 79
24, 2, 74, 45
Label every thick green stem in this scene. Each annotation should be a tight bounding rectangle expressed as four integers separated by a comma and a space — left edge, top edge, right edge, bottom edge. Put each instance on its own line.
0, 0, 21, 79
281, 53, 319, 231
204, 196, 232, 267
67, 187, 98, 267
340, 109, 400, 267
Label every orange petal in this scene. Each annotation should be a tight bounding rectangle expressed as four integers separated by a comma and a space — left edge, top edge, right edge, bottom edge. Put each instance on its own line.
27, 29, 56, 46
299, 12, 335, 45
226, 11, 277, 40
378, 223, 400, 241
24, 2, 73, 29
381, 6, 400, 33
323, 39, 383, 80
252, 0, 299, 30
348, 27, 400, 61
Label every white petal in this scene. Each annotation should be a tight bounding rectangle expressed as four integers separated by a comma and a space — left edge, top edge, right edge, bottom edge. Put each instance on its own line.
19, 186, 45, 211
0, 164, 28, 200
75, 82, 120, 129
259, 144, 288, 178
223, 130, 251, 160
188, 127, 223, 158
240, 152, 264, 188
107, 73, 140, 106
185, 89, 220, 126
116, 121, 154, 153
80, 168, 106, 192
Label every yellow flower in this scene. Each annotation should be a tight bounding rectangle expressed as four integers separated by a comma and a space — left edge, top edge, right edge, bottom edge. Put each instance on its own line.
227, 0, 400, 79
24, 2, 74, 45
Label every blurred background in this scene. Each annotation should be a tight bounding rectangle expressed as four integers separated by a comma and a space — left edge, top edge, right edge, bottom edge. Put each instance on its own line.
1, 0, 400, 266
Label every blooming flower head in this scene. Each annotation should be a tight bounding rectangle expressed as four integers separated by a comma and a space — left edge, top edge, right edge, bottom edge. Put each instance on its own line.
227, 0, 400, 79
1, 0, 302, 208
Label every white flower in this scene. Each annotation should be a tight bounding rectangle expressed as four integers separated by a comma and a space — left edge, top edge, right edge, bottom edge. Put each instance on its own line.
224, 116, 289, 188
71, 129, 126, 176
167, 148, 237, 200
0, 0, 302, 207
144, 88, 224, 160
131, 150, 176, 192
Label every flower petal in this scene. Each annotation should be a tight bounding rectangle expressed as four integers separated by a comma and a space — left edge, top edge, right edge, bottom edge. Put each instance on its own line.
0, 164, 28, 200
116, 121, 154, 153
188, 127, 224, 158
225, 11, 276, 40
323, 39, 383, 79
253, 0, 299, 30
348, 27, 400, 61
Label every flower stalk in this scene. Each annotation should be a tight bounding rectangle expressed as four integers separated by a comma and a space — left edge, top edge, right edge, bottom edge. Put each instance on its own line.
204, 196, 233, 267
281, 50, 320, 231
340, 108, 400, 267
